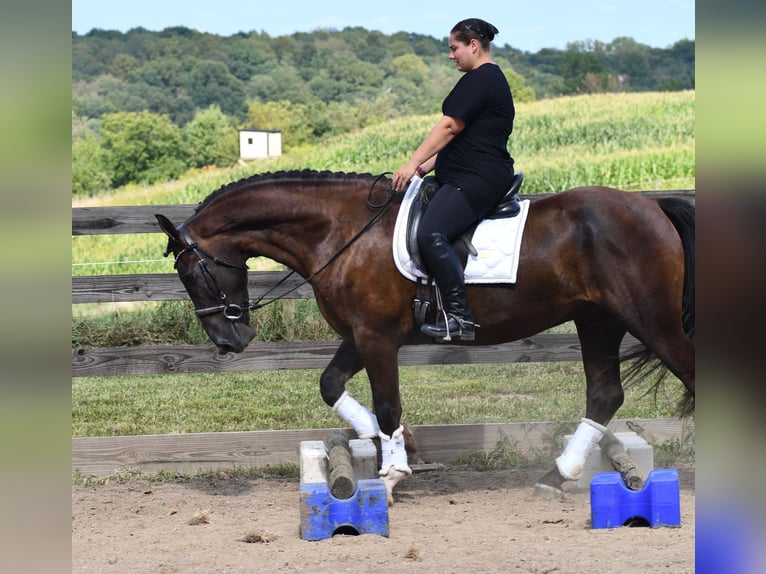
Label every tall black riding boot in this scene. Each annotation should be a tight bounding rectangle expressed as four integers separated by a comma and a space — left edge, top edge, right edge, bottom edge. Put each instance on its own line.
419, 233, 476, 341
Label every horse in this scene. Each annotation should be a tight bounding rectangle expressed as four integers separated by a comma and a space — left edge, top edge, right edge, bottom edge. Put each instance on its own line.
156, 169, 695, 504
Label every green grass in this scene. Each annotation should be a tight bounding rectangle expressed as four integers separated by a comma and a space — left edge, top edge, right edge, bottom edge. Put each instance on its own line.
72, 361, 688, 437
72, 463, 300, 487
72, 299, 338, 347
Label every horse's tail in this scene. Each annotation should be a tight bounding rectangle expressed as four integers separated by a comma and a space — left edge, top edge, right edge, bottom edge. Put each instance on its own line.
623, 197, 695, 415
658, 197, 695, 343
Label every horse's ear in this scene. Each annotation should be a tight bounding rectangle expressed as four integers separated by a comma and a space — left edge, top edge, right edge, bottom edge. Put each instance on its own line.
156, 214, 182, 258
155, 214, 181, 242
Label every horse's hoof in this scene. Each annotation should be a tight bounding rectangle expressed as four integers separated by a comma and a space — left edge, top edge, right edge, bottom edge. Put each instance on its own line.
533, 483, 566, 500
380, 467, 410, 506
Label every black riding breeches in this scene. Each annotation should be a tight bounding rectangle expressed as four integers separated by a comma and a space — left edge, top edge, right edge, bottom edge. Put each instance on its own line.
417, 184, 478, 246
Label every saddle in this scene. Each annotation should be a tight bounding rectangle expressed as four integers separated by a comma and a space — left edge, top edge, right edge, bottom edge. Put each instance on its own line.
405, 172, 524, 273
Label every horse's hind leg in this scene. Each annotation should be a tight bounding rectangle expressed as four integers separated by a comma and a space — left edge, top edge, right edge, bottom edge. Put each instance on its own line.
630, 314, 695, 400
535, 312, 626, 494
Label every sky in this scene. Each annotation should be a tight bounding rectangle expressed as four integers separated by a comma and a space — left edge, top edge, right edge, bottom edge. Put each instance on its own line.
71, 0, 694, 53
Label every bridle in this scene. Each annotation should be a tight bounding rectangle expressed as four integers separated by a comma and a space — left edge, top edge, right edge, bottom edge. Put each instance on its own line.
173, 225, 250, 321
171, 172, 397, 322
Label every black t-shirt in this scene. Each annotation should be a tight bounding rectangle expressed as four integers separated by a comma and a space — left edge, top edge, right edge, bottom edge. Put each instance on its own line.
435, 63, 515, 215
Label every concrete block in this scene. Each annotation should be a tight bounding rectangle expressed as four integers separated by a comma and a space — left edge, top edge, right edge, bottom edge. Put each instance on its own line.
299, 479, 389, 540
564, 431, 653, 489
299, 440, 328, 484
299, 438, 378, 485
299, 438, 389, 541
349, 438, 378, 482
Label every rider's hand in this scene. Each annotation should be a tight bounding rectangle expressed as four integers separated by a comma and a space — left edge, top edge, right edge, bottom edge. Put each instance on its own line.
392, 163, 418, 192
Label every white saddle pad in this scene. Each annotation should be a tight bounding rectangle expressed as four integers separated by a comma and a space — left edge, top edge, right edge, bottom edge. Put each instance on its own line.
392, 177, 530, 284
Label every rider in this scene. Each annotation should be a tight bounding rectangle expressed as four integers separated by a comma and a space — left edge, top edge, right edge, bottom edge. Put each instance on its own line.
392, 18, 515, 341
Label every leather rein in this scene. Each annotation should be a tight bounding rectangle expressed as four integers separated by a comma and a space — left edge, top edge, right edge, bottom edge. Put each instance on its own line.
174, 173, 396, 321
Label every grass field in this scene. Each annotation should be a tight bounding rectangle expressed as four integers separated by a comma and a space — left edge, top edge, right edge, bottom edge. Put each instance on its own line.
72, 362, 688, 437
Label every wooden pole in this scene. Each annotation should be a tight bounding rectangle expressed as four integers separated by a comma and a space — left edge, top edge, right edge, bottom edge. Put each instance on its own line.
326, 431, 355, 499
600, 430, 644, 490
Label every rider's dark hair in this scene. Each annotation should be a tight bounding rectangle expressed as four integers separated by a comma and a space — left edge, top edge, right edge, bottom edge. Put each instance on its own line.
451, 18, 499, 50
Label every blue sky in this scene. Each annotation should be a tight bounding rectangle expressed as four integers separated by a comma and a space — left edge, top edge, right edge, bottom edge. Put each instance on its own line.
71, 0, 694, 53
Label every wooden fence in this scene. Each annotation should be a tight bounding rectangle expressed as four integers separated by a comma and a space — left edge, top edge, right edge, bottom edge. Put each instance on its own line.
72, 190, 694, 377
71, 190, 694, 476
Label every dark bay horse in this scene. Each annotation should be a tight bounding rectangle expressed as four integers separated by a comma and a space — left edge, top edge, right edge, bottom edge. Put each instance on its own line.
156, 169, 695, 503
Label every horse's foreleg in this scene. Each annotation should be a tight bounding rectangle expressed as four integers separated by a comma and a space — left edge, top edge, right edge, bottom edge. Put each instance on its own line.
355, 333, 412, 505
320, 340, 380, 437
321, 337, 413, 503
377, 429, 412, 506
536, 314, 626, 495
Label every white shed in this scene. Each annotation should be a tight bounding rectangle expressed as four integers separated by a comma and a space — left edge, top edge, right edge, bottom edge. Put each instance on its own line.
238, 129, 282, 159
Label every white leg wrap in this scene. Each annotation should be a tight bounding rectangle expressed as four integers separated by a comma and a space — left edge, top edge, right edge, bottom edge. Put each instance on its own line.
378, 425, 412, 476
331, 391, 380, 439
555, 418, 607, 480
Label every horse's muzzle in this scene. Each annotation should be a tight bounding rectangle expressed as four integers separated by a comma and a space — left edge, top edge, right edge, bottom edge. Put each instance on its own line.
210, 322, 257, 354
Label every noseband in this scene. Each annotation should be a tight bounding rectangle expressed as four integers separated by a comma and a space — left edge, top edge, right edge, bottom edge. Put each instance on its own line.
173, 225, 250, 321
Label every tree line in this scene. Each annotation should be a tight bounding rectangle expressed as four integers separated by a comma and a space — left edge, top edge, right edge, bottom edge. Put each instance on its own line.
72, 26, 694, 195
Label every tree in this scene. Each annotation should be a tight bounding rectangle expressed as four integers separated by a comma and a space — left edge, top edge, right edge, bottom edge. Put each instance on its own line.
72, 75, 148, 117
559, 41, 606, 94
72, 130, 112, 196
606, 37, 650, 90
137, 58, 184, 89
225, 36, 278, 81
110, 53, 138, 79
392, 54, 429, 85
182, 60, 247, 119
247, 100, 313, 150
355, 30, 387, 64
494, 57, 536, 103
326, 52, 386, 88
247, 64, 312, 104
182, 105, 239, 168
100, 111, 187, 187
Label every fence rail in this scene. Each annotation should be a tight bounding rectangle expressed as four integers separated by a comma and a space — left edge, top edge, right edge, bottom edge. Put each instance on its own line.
71, 190, 695, 236
72, 270, 313, 304
72, 418, 692, 477
73, 334, 647, 377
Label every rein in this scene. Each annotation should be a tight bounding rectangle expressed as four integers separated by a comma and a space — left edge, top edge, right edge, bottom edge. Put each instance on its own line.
178, 173, 396, 320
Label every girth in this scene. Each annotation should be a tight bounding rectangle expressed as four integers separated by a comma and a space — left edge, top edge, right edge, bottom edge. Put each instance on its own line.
405, 172, 524, 273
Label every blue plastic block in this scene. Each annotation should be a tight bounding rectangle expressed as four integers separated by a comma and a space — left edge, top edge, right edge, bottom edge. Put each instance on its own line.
299, 478, 389, 541
590, 468, 681, 529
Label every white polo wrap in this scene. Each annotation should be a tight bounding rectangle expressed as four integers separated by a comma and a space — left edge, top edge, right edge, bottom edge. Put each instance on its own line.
378, 425, 412, 476
332, 391, 380, 439
555, 417, 607, 480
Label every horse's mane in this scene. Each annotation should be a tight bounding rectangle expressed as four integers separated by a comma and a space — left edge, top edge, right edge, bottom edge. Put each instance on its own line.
194, 169, 381, 214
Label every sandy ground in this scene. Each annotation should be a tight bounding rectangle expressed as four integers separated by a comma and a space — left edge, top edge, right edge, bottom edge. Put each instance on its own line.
72, 465, 694, 573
